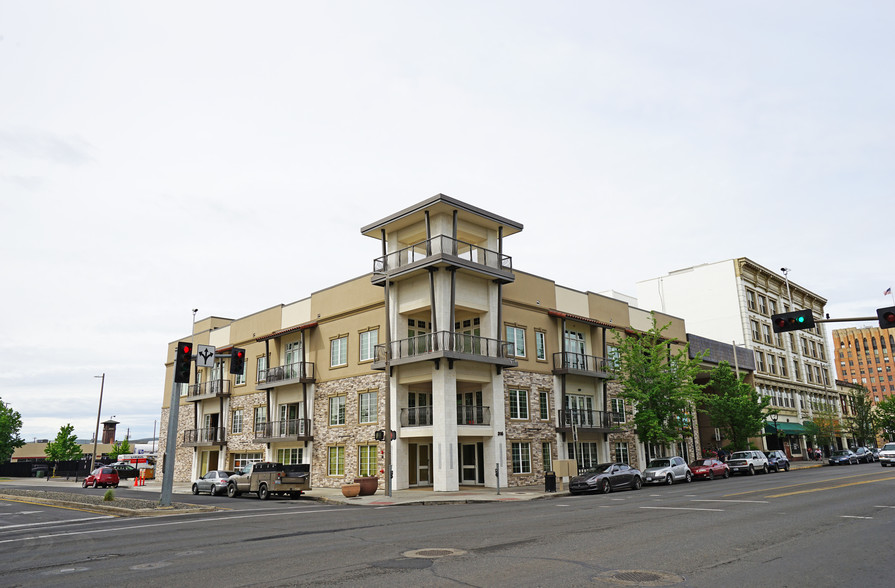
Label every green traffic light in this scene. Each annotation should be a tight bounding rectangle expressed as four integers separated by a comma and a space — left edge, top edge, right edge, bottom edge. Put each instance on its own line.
797, 316, 805, 323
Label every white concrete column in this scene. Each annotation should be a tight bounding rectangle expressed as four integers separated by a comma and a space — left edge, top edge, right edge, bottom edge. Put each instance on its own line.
432, 367, 459, 491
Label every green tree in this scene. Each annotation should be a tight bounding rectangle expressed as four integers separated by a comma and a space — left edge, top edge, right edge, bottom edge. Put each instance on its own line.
109, 437, 131, 460
0, 398, 25, 463
612, 315, 708, 451
874, 396, 895, 442
44, 423, 83, 476
701, 361, 773, 451
843, 387, 877, 447
804, 406, 839, 453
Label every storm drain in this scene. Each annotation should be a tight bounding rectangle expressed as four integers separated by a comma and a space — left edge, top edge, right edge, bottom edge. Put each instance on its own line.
597, 569, 684, 586
402, 548, 467, 559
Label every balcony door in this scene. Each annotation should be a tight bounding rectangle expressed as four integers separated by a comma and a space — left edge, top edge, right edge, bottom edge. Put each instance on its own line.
566, 394, 594, 427
408, 392, 430, 426
279, 403, 303, 436
456, 318, 481, 354
408, 319, 430, 356
285, 341, 302, 378
564, 330, 586, 369
457, 390, 483, 424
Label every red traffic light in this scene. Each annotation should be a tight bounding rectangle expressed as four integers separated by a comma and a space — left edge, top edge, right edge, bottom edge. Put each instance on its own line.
879, 306, 895, 329
183, 345, 191, 354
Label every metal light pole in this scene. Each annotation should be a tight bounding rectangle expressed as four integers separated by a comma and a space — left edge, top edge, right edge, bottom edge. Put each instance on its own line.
780, 267, 793, 306
771, 412, 779, 451
89, 374, 105, 473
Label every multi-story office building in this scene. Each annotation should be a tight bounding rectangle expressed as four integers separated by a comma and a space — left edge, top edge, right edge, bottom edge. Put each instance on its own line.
636, 258, 839, 459
158, 195, 697, 490
832, 326, 895, 403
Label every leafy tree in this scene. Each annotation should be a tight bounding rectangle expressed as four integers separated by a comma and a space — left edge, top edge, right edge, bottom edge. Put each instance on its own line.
804, 406, 839, 454
701, 361, 773, 451
874, 396, 895, 442
109, 437, 131, 460
843, 387, 877, 447
44, 423, 83, 476
611, 315, 708, 451
0, 398, 25, 463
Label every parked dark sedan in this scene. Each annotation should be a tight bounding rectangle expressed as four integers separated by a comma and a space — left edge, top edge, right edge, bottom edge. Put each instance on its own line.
688, 458, 730, 480
107, 462, 140, 479
854, 447, 876, 463
764, 450, 791, 472
829, 449, 858, 465
569, 463, 643, 494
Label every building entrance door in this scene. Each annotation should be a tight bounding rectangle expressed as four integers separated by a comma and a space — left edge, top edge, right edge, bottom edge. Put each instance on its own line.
408, 443, 431, 486
458, 443, 484, 484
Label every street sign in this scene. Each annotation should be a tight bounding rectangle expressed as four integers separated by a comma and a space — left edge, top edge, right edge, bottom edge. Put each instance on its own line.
197, 344, 216, 368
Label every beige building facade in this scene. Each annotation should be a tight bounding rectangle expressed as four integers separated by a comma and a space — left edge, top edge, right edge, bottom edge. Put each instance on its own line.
159, 195, 697, 490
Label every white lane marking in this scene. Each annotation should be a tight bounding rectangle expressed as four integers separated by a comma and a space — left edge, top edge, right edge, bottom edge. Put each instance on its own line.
874, 505, 895, 508
640, 506, 724, 512
0, 515, 113, 530
841, 515, 873, 519
0, 507, 342, 545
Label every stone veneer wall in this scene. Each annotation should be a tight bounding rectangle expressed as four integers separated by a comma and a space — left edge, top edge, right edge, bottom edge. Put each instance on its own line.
226, 390, 269, 461
157, 403, 198, 484
311, 373, 387, 489
503, 369, 557, 487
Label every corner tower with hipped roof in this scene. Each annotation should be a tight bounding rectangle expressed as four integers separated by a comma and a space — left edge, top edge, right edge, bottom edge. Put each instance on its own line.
361, 194, 523, 491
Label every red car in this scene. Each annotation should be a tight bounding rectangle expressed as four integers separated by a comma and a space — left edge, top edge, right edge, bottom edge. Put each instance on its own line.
82, 466, 120, 488
688, 459, 730, 480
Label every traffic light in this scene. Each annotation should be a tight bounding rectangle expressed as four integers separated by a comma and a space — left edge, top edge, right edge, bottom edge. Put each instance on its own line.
174, 342, 192, 384
771, 309, 815, 333
878, 306, 895, 329
230, 347, 246, 374
374, 429, 385, 441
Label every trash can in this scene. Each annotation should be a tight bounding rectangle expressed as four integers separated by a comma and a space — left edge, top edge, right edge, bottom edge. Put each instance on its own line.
545, 471, 556, 493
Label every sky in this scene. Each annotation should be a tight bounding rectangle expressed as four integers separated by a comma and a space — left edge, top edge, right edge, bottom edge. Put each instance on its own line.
2, 1, 894, 443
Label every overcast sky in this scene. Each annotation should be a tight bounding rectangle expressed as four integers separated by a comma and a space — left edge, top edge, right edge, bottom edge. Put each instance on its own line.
2, 2, 893, 443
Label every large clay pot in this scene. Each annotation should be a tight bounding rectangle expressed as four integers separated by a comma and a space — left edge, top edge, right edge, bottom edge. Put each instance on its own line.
341, 483, 361, 498
354, 476, 379, 496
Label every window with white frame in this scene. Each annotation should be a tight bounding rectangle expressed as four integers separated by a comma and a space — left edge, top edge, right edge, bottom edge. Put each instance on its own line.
358, 391, 378, 424
568, 442, 599, 470
358, 445, 377, 477
231, 409, 243, 434
253, 406, 267, 432
328, 446, 345, 476
535, 331, 547, 361
614, 442, 630, 464
329, 395, 346, 426
511, 442, 531, 474
359, 329, 378, 362
256, 355, 267, 383
610, 398, 626, 423
509, 389, 529, 419
231, 452, 263, 469
331, 335, 348, 367
276, 447, 303, 465
506, 325, 526, 357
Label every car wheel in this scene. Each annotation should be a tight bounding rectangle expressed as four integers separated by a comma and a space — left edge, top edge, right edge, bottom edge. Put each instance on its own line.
685, 471, 692, 483
708, 471, 715, 481
632, 476, 642, 490
601, 479, 611, 494
258, 484, 270, 500
762, 465, 768, 474
192, 484, 199, 495
723, 469, 729, 479
784, 463, 790, 472
92, 480, 98, 488
113, 483, 119, 488
227, 483, 239, 498
748, 465, 755, 476
82, 480, 88, 488
665, 474, 674, 485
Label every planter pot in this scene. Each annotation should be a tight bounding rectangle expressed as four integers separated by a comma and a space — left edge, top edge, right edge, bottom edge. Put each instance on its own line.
354, 476, 379, 496
341, 483, 361, 498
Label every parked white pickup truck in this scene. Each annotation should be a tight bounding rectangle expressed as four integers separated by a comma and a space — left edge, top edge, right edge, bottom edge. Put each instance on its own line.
226, 462, 310, 500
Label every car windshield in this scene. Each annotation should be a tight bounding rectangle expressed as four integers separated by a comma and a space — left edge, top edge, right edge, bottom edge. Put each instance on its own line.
582, 464, 613, 474
832, 451, 849, 456
647, 459, 670, 468
730, 452, 751, 459
884, 444, 895, 451
690, 460, 711, 467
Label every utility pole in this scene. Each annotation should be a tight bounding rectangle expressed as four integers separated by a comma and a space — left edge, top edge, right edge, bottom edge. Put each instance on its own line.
89, 373, 105, 473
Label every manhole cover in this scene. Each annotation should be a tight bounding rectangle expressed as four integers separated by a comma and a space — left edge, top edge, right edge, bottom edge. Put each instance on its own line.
403, 548, 467, 559
597, 569, 684, 586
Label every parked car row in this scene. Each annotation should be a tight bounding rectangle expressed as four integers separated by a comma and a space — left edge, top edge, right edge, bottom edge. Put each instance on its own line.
828, 446, 882, 466
569, 449, 799, 495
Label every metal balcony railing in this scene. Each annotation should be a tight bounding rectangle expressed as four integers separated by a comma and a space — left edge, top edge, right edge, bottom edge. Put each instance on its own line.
401, 406, 434, 427
185, 379, 231, 400
254, 419, 312, 440
373, 234, 512, 275
457, 405, 491, 425
557, 409, 622, 431
257, 361, 315, 385
183, 427, 226, 445
552, 352, 613, 374
375, 331, 515, 363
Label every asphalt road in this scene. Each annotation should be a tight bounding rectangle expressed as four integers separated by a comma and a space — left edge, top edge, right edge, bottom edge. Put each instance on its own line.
2, 464, 894, 587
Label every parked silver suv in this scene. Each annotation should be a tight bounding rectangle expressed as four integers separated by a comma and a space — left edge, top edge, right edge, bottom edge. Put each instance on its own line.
879, 442, 895, 467
643, 456, 692, 485
728, 450, 770, 475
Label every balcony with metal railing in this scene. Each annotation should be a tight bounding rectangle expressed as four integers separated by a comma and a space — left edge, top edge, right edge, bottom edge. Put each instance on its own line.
253, 419, 313, 443
371, 234, 514, 285
185, 379, 231, 402
183, 427, 227, 447
256, 361, 316, 390
556, 409, 623, 433
372, 331, 517, 370
552, 352, 614, 379
399, 405, 492, 427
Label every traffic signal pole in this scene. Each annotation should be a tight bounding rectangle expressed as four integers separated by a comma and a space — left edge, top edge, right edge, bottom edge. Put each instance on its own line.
160, 309, 197, 508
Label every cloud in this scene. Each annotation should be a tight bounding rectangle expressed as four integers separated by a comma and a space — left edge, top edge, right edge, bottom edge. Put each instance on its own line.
0, 127, 94, 166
